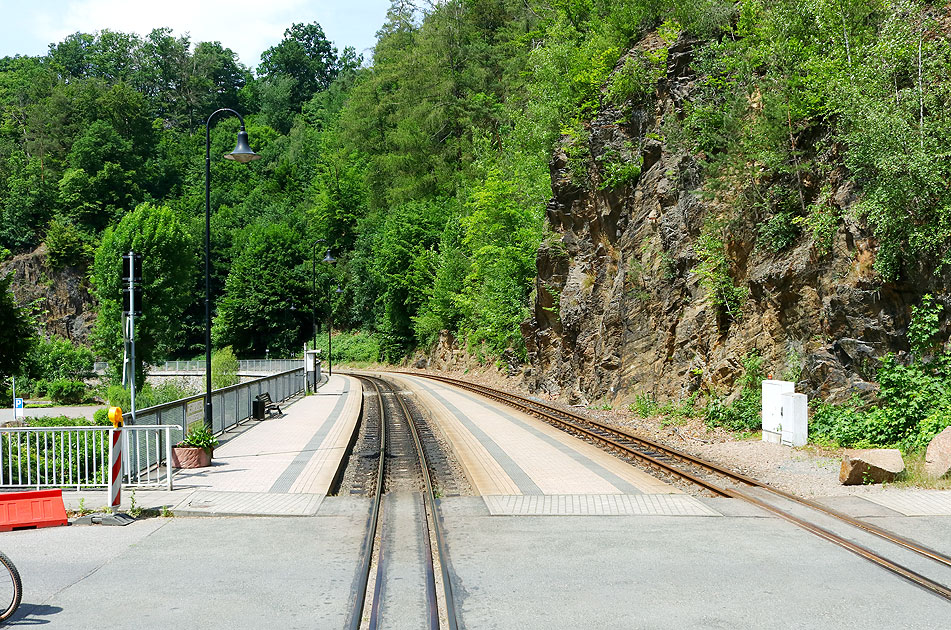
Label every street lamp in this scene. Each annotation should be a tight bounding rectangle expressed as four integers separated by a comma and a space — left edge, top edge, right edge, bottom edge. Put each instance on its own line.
311, 241, 338, 381
204, 108, 260, 430
321, 248, 336, 375
311, 239, 326, 355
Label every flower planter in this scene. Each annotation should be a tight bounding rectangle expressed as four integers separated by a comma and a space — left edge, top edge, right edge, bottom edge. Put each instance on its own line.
171, 446, 213, 469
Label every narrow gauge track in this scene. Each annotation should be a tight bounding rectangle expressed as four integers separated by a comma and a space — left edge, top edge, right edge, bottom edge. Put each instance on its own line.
345, 375, 459, 630
400, 371, 951, 603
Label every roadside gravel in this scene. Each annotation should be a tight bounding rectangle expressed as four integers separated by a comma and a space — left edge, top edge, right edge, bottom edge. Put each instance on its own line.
395, 366, 896, 500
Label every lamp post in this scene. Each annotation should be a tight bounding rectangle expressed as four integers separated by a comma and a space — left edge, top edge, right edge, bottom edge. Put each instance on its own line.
311, 239, 325, 354
204, 109, 260, 430
320, 248, 336, 375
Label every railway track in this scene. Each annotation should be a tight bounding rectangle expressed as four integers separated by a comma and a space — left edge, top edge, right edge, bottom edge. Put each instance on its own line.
400, 371, 951, 603
345, 375, 459, 630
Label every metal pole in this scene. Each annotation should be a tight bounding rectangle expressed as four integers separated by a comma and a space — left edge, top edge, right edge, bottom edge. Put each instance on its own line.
129, 252, 137, 425
203, 107, 252, 431
312, 242, 318, 353
328, 312, 332, 377
204, 121, 213, 432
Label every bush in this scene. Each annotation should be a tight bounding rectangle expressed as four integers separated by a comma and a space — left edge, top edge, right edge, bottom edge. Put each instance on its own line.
45, 217, 95, 269
311, 330, 382, 365
26, 414, 96, 427
211, 346, 240, 389
21, 335, 94, 384
704, 352, 764, 431
809, 397, 872, 448
105, 380, 198, 410
93, 408, 110, 425
47, 379, 87, 404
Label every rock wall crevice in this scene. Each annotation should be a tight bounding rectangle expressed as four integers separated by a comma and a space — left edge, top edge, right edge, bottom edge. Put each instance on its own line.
522, 34, 950, 408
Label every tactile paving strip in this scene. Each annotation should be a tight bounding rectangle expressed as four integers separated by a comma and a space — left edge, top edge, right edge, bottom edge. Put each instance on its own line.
483, 494, 720, 516
173, 491, 325, 516
861, 490, 951, 516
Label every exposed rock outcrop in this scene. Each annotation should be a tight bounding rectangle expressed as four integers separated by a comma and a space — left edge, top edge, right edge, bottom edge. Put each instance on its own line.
925, 427, 951, 479
0, 245, 96, 343
839, 449, 905, 485
522, 34, 950, 408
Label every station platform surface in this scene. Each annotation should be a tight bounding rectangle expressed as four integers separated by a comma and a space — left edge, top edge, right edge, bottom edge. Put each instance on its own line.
61, 374, 361, 517
389, 373, 719, 516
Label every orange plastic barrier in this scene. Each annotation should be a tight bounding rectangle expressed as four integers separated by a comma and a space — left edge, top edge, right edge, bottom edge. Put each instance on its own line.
0, 489, 69, 532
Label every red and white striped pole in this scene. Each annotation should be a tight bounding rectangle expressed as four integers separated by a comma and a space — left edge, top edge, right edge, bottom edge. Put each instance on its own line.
107, 407, 124, 511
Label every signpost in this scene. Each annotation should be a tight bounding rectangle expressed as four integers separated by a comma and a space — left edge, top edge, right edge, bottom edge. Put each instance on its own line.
13, 398, 23, 421
185, 399, 204, 433
122, 252, 142, 426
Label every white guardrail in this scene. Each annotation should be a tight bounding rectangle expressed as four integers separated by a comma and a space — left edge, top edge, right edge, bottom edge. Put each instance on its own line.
0, 425, 175, 490
0, 367, 305, 492
94, 359, 302, 374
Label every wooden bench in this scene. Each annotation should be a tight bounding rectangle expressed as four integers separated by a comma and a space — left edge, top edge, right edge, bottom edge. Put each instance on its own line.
255, 392, 282, 417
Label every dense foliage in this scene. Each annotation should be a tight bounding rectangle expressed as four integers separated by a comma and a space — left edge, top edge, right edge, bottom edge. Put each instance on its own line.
1, 1, 949, 431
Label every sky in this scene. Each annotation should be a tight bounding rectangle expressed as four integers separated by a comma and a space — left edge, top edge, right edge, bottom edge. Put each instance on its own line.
0, 0, 393, 70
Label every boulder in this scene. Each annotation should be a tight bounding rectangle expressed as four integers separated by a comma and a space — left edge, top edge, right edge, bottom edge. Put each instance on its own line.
925, 427, 951, 479
839, 449, 905, 485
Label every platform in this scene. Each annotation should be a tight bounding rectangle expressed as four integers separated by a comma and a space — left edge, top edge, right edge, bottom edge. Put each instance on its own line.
390, 374, 702, 506
61, 374, 362, 516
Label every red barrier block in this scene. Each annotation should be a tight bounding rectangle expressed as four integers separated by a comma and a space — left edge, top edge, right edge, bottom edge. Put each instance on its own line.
0, 489, 69, 532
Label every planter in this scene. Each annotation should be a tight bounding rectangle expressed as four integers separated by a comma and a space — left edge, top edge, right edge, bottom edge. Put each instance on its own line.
171, 446, 213, 469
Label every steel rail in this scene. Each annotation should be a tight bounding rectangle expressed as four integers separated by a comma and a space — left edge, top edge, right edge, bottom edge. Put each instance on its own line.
389, 378, 461, 630
348, 375, 457, 630
346, 378, 387, 630
400, 371, 951, 603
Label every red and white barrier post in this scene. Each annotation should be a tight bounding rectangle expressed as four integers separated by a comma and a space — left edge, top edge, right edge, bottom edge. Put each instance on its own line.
107, 407, 124, 511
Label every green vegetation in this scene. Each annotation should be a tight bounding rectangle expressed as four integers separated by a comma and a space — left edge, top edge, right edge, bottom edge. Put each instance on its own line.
810, 295, 950, 453
0, 273, 36, 384
309, 331, 382, 366
176, 424, 219, 450
211, 346, 240, 389
0, 2, 949, 461
103, 381, 197, 410
703, 352, 765, 431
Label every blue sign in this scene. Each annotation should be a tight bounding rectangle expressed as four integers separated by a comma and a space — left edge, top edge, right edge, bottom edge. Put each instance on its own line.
13, 398, 23, 409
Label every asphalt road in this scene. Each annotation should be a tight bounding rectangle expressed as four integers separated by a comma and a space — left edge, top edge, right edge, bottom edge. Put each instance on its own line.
4, 495, 951, 629
0, 404, 105, 423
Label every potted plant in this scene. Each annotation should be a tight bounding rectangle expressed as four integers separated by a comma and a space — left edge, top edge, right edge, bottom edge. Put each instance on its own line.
171, 425, 219, 469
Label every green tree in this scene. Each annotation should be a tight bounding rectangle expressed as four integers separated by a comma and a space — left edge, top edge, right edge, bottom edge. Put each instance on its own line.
212, 222, 308, 356
0, 272, 36, 382
259, 22, 340, 112
211, 345, 240, 389
91, 202, 197, 382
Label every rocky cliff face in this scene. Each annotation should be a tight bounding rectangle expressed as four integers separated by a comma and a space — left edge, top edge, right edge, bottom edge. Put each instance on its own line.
1, 245, 96, 343
522, 36, 949, 407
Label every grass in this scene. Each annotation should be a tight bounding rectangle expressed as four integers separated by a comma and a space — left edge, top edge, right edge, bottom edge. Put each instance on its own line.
894, 452, 951, 490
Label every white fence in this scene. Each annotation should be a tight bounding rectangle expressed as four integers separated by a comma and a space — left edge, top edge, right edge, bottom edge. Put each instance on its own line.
0, 425, 175, 490
0, 367, 305, 492
96, 359, 303, 374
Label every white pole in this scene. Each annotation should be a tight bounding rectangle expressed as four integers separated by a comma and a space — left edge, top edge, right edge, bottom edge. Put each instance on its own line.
129, 252, 137, 425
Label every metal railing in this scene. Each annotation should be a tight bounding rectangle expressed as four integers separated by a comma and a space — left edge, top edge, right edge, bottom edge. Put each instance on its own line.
0, 425, 175, 490
147, 359, 302, 373
0, 367, 305, 492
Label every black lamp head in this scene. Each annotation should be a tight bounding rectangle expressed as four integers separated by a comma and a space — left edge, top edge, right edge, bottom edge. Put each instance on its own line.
322, 249, 336, 264
224, 129, 261, 163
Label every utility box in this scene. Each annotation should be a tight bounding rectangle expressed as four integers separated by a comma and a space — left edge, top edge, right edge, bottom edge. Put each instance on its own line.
762, 380, 795, 444
781, 392, 808, 446
304, 350, 322, 391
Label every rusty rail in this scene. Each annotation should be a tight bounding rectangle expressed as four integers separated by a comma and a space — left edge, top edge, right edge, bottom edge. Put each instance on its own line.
399, 371, 951, 603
